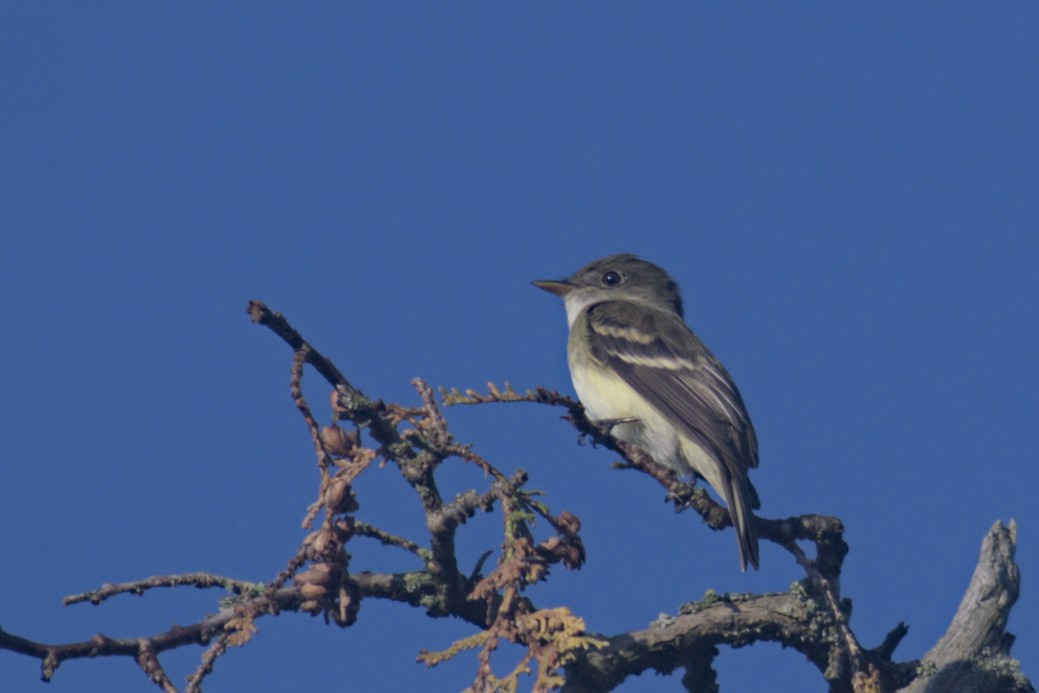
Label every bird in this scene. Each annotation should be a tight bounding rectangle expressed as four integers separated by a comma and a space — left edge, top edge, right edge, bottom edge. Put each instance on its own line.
533, 253, 761, 570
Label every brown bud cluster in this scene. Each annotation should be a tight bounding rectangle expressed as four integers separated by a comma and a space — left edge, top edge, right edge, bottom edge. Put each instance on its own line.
302, 520, 356, 563
533, 511, 585, 570
294, 562, 343, 614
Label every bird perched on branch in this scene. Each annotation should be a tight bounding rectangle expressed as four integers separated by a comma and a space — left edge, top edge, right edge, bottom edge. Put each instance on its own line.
534, 254, 761, 570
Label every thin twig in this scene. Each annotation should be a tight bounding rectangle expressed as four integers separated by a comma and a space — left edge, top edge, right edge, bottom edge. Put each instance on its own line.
355, 521, 432, 560
64, 573, 263, 606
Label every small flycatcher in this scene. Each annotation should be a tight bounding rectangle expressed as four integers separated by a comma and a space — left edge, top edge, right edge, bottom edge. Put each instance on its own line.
534, 254, 761, 570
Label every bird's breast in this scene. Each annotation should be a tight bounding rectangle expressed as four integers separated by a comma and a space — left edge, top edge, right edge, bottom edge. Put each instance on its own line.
566, 341, 689, 475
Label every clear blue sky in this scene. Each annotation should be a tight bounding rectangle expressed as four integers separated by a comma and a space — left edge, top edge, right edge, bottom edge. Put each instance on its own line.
2, 4, 1037, 691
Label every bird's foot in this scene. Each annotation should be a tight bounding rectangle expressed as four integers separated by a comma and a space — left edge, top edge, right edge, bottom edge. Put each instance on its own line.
592, 416, 639, 433
577, 417, 638, 448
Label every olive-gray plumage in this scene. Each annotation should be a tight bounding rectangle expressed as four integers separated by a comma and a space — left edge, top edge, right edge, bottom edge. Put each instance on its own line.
534, 254, 761, 570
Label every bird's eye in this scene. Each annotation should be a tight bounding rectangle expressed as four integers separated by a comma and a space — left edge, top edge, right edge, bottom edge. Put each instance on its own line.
601, 271, 622, 287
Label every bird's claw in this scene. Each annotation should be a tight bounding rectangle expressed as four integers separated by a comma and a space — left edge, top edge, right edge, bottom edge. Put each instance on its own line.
593, 416, 639, 433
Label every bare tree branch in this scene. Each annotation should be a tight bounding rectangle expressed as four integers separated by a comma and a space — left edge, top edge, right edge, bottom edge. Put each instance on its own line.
0, 303, 1030, 692
0, 588, 302, 686
900, 520, 1032, 693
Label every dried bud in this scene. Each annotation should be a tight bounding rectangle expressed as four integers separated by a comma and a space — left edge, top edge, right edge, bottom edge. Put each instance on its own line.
558, 511, 581, 533
299, 598, 322, 613
298, 582, 328, 600
535, 534, 585, 570
312, 561, 338, 574
325, 476, 360, 514
303, 528, 335, 560
295, 562, 341, 589
321, 425, 352, 457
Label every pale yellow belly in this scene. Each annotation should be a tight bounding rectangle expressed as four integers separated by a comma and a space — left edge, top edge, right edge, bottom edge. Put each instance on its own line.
567, 352, 692, 476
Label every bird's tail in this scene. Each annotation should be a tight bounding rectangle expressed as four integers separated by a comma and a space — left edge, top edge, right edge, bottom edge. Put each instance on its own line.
727, 473, 760, 571
680, 440, 760, 571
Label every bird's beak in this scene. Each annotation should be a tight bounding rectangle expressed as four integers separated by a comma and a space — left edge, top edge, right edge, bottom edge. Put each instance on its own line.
532, 279, 575, 297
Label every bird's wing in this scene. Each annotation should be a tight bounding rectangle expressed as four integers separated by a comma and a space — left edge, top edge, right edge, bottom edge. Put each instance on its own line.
585, 301, 760, 481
